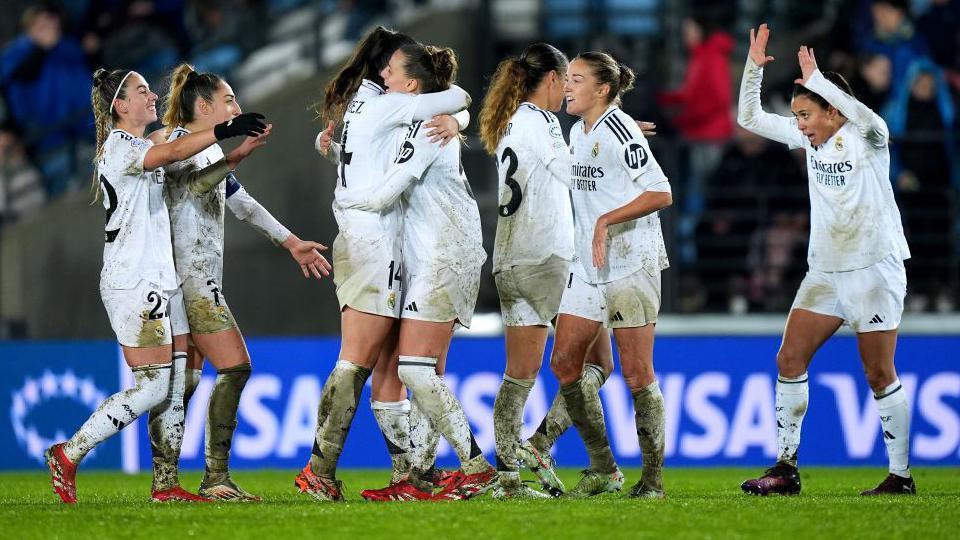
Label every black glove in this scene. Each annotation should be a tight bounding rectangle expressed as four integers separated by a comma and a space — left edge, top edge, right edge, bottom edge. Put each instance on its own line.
214, 112, 267, 140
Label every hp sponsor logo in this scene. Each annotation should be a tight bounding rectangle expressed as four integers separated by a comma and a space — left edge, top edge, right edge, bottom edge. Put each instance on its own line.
10, 371, 107, 464
624, 143, 648, 170
396, 141, 415, 164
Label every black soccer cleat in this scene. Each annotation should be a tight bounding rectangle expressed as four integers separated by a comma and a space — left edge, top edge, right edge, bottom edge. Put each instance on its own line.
860, 473, 917, 496
740, 461, 801, 496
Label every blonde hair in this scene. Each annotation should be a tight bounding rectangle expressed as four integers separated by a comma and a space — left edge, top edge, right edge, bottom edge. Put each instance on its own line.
161, 63, 223, 134
90, 67, 133, 201
478, 43, 568, 155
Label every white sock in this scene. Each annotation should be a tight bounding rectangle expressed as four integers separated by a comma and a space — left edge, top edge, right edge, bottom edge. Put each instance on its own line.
149, 352, 187, 490
775, 372, 809, 467
409, 396, 440, 473
398, 356, 487, 473
876, 378, 911, 478
371, 399, 412, 483
64, 363, 171, 463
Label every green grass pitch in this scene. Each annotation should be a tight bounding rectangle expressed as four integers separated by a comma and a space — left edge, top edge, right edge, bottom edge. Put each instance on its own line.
2, 468, 958, 539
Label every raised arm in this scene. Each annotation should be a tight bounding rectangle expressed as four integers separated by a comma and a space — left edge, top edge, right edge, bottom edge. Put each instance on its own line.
411, 85, 471, 121
143, 112, 266, 171
187, 127, 272, 195
796, 46, 888, 147
737, 25, 806, 148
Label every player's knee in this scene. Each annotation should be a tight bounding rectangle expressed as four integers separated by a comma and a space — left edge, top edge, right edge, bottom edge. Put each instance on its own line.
776, 347, 807, 378
864, 366, 896, 393
550, 350, 581, 385
135, 365, 172, 411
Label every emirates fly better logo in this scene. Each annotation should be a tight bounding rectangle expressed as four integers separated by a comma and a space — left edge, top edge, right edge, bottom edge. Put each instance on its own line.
10, 371, 107, 464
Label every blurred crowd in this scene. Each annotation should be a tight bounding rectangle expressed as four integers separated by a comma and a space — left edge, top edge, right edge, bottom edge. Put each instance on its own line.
2, 0, 958, 314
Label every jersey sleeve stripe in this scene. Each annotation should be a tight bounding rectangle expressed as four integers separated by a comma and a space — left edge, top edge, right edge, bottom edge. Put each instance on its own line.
604, 118, 629, 144
608, 114, 634, 141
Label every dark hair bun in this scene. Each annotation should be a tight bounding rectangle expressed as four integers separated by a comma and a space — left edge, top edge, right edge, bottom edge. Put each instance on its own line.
92, 68, 110, 87
617, 62, 636, 95
429, 46, 458, 82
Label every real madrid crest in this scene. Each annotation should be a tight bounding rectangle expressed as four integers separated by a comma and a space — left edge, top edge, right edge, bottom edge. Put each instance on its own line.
834, 136, 844, 152
592, 142, 600, 157
387, 292, 396, 310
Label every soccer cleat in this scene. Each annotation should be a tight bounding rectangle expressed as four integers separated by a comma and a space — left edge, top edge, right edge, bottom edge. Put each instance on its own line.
860, 473, 917, 496
420, 467, 458, 489
740, 462, 802, 496
568, 468, 625, 497
44, 443, 77, 504
432, 468, 498, 500
199, 473, 262, 502
361, 479, 435, 502
517, 440, 565, 496
490, 478, 553, 500
626, 479, 665, 499
294, 464, 345, 502
151, 486, 213, 502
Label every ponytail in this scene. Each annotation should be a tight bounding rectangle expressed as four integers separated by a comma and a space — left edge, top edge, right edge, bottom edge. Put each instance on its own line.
90, 68, 133, 201
478, 43, 568, 155
160, 63, 222, 134
317, 26, 416, 123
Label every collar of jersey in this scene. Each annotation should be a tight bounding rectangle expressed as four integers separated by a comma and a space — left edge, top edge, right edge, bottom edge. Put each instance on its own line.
110, 128, 143, 140
581, 104, 620, 135
360, 79, 386, 95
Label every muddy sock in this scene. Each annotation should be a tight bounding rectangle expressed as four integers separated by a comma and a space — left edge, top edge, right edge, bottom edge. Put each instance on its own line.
409, 397, 441, 484
149, 352, 187, 491
372, 399, 412, 484
529, 364, 607, 453
183, 368, 202, 409
776, 373, 808, 468
633, 381, 665, 491
398, 356, 489, 474
205, 364, 251, 478
64, 364, 171, 464
308, 360, 371, 477
560, 379, 616, 473
493, 375, 534, 473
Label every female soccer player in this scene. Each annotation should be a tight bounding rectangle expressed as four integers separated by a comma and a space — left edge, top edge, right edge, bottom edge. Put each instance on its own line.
44, 68, 266, 503
295, 27, 472, 502
330, 43, 496, 501
476, 42, 607, 499
149, 63, 330, 502
552, 51, 672, 498
738, 24, 914, 496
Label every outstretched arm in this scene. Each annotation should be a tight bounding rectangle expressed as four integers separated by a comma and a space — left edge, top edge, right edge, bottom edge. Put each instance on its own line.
411, 85, 471, 121
795, 46, 888, 147
337, 167, 419, 212
737, 24, 806, 148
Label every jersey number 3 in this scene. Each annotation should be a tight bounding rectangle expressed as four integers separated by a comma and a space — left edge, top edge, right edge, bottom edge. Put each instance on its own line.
498, 147, 522, 217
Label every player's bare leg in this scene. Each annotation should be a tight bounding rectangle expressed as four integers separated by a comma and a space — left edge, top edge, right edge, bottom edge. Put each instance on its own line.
186, 327, 259, 501
521, 327, 613, 494
47, 345, 174, 503
742, 309, 841, 496
615, 323, 664, 498
857, 329, 916, 495
551, 315, 623, 496
397, 319, 496, 500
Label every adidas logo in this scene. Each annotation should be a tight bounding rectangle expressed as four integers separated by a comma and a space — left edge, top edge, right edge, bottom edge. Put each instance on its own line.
107, 414, 126, 430
404, 302, 419, 312
610, 311, 624, 322
883, 430, 896, 440
868, 314, 884, 324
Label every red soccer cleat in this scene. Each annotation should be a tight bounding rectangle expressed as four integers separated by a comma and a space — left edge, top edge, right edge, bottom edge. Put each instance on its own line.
432, 469, 459, 489
432, 467, 498, 501
151, 486, 213, 502
294, 464, 345, 502
44, 443, 77, 504
361, 479, 434, 502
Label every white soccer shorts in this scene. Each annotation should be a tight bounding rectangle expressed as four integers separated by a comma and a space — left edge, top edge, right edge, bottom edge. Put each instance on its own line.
494, 255, 570, 327
332, 232, 403, 318
101, 280, 186, 347
559, 267, 661, 328
791, 253, 906, 332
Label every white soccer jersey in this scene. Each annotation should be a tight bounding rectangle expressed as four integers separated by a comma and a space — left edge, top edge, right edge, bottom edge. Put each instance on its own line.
568, 105, 671, 284
164, 127, 291, 284
738, 60, 911, 272
393, 121, 485, 276
98, 129, 177, 291
492, 103, 574, 273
